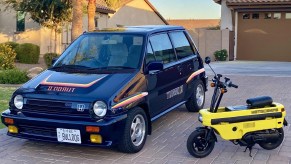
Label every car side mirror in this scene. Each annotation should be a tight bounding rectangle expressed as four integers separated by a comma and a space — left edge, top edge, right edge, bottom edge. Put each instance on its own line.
52, 57, 59, 65
147, 61, 163, 74
205, 57, 211, 64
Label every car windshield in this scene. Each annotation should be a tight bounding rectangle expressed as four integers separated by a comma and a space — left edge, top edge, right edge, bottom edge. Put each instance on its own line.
53, 34, 144, 70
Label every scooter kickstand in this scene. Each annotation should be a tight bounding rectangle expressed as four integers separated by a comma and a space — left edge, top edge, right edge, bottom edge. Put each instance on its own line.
243, 145, 253, 157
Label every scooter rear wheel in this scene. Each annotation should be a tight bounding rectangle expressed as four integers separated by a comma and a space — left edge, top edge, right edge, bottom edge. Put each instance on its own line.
187, 130, 215, 158
258, 128, 284, 150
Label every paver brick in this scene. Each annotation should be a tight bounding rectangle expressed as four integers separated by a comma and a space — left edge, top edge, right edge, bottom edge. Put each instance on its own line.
1, 75, 291, 163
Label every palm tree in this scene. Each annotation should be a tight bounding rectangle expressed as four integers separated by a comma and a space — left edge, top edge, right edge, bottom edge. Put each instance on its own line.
88, 0, 96, 31
71, 0, 83, 41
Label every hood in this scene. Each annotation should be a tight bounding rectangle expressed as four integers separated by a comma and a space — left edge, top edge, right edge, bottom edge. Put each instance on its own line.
20, 70, 136, 101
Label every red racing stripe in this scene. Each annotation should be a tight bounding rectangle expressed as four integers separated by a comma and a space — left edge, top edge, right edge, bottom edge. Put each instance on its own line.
186, 68, 205, 83
112, 92, 148, 109
40, 75, 106, 88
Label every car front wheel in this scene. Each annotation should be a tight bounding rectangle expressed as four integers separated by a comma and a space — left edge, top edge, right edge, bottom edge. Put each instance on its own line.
118, 107, 148, 153
186, 80, 205, 112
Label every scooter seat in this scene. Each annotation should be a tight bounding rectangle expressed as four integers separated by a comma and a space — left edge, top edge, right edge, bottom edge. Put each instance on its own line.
225, 105, 249, 111
246, 96, 273, 108
226, 96, 273, 112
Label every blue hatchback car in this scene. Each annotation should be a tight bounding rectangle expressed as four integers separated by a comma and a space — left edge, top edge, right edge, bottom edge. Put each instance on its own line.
1, 26, 207, 153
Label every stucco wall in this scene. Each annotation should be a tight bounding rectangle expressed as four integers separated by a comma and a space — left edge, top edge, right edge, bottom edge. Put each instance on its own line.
188, 29, 231, 61
108, 0, 166, 27
220, 0, 233, 30
0, 6, 60, 54
97, 13, 109, 29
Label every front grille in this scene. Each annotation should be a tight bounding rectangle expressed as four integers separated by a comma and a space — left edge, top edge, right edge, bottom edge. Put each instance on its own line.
23, 99, 90, 117
19, 124, 57, 138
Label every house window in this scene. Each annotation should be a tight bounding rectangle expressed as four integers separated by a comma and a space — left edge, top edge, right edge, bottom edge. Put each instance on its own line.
286, 13, 291, 19
94, 17, 98, 28
274, 13, 281, 19
16, 11, 25, 32
252, 13, 260, 19
242, 13, 250, 19
264, 13, 272, 19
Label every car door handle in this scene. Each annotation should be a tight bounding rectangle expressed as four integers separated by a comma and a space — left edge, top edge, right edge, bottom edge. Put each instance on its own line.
187, 64, 193, 70
177, 65, 183, 72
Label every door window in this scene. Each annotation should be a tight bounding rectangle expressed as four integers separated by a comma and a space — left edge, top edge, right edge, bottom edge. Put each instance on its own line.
169, 31, 195, 59
149, 33, 176, 64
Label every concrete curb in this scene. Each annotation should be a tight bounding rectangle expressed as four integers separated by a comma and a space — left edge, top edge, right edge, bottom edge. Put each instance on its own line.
0, 84, 22, 88
0, 128, 7, 134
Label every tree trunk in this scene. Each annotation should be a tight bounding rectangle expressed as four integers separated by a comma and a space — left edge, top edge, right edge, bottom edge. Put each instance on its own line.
54, 28, 57, 53
72, 0, 83, 41
88, 0, 96, 31
50, 29, 53, 53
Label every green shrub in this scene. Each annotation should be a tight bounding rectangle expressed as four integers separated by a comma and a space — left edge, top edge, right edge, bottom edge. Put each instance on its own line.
3, 42, 19, 50
0, 44, 16, 70
214, 49, 228, 61
44, 53, 59, 67
15, 43, 40, 64
0, 69, 29, 84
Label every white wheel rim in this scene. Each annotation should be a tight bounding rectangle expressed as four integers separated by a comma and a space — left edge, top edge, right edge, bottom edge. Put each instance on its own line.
196, 84, 204, 107
130, 114, 146, 146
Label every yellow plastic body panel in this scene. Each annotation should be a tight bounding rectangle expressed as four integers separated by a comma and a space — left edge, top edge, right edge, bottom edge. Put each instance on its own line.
199, 103, 286, 140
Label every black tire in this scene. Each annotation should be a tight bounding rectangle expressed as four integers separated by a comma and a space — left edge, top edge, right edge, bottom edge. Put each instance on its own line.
118, 107, 148, 153
186, 80, 205, 112
259, 128, 284, 150
187, 130, 215, 158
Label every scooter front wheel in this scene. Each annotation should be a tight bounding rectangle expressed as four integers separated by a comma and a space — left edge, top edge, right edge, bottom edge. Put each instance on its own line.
187, 130, 215, 158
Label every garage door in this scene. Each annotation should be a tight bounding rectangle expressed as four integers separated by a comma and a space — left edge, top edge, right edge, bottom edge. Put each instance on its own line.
237, 12, 291, 61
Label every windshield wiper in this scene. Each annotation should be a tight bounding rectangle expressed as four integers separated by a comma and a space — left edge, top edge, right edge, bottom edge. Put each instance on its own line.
49, 64, 93, 70
97, 66, 135, 70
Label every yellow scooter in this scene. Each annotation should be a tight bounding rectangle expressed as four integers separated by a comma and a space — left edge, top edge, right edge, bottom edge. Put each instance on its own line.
187, 57, 288, 158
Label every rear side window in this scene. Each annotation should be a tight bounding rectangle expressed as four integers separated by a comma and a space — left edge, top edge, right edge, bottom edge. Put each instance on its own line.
149, 33, 176, 64
169, 32, 194, 59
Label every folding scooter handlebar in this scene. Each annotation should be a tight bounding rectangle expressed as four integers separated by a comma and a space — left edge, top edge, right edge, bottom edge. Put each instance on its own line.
210, 75, 238, 113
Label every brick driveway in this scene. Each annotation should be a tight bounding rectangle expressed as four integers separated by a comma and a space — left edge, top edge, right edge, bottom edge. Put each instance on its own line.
1, 75, 291, 164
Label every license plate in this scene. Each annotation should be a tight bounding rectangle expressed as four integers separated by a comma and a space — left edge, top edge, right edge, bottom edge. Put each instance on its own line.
57, 128, 81, 144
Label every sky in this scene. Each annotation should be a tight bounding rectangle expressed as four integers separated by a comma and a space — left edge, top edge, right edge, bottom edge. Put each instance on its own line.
148, 0, 221, 20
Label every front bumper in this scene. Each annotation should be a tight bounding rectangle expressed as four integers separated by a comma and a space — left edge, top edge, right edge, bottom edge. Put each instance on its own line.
1, 109, 127, 147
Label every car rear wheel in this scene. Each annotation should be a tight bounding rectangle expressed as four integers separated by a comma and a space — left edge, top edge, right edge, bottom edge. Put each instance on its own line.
186, 80, 205, 112
118, 107, 148, 153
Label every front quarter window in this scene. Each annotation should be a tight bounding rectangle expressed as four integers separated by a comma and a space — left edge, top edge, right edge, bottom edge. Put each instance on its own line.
145, 42, 156, 65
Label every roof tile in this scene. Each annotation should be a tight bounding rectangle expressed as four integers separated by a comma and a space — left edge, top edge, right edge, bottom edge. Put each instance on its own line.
227, 0, 291, 3
214, 0, 291, 3
95, 0, 115, 14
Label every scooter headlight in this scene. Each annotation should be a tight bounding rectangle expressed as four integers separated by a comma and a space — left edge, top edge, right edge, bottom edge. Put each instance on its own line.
198, 113, 203, 123
14, 95, 24, 110
93, 101, 107, 117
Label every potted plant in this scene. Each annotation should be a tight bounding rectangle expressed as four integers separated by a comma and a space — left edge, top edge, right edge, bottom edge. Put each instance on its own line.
214, 49, 228, 61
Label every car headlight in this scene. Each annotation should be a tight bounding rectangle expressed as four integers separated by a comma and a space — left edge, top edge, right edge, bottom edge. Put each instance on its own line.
14, 95, 24, 110
93, 101, 107, 117
198, 113, 203, 123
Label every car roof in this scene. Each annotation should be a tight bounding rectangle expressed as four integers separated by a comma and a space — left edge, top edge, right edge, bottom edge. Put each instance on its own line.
89, 25, 185, 35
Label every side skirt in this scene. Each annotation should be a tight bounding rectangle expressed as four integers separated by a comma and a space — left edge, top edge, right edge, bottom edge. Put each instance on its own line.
151, 101, 186, 122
